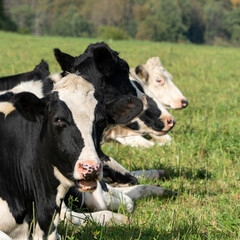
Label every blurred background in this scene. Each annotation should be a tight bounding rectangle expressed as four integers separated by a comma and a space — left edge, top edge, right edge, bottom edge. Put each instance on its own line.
1, 0, 240, 45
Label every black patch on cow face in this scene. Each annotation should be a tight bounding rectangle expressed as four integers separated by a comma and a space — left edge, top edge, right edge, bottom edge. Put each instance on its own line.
44, 93, 84, 180
139, 96, 165, 131
127, 121, 140, 131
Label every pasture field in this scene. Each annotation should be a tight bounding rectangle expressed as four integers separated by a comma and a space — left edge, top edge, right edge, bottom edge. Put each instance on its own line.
0, 31, 239, 239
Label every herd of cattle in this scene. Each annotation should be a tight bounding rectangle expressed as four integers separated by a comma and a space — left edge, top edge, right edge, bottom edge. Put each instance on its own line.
0, 42, 188, 240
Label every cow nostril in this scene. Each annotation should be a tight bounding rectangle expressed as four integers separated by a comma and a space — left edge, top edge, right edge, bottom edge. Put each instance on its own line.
181, 100, 188, 108
167, 119, 172, 124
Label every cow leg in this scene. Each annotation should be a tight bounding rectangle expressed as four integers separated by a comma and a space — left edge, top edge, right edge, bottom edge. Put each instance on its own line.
60, 202, 127, 226
116, 136, 154, 148
115, 185, 177, 201
103, 157, 138, 185
131, 169, 166, 180
0, 231, 12, 240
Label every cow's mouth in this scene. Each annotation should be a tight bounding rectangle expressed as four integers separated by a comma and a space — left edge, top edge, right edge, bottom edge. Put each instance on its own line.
75, 180, 97, 192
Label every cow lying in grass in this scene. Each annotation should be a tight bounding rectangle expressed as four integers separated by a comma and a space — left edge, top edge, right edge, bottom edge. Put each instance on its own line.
105, 57, 188, 148
0, 74, 109, 240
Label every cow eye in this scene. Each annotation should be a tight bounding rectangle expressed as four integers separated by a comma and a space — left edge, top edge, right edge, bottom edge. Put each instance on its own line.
156, 79, 164, 85
54, 117, 67, 127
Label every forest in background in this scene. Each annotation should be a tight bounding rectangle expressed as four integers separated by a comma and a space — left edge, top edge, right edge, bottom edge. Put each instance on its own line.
1, 0, 240, 45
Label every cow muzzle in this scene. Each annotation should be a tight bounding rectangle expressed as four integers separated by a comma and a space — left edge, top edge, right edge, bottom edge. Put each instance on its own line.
161, 116, 175, 132
75, 161, 102, 192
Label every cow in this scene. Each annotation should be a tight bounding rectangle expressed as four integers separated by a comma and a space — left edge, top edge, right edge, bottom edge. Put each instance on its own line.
0, 72, 144, 240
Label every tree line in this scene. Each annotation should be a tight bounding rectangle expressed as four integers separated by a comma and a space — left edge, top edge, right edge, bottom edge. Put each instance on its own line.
1, 0, 240, 45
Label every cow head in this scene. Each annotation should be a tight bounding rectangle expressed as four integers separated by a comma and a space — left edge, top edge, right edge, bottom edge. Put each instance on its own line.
127, 79, 175, 136
54, 43, 145, 124
8, 75, 112, 192
134, 57, 188, 109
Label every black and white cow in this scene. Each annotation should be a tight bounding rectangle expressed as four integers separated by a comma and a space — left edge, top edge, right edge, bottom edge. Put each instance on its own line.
0, 71, 144, 240
0, 74, 102, 239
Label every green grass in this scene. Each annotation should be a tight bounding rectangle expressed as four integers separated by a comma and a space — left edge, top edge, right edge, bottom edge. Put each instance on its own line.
0, 31, 239, 239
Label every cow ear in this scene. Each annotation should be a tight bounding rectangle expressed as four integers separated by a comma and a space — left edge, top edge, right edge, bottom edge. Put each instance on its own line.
106, 96, 143, 124
54, 48, 75, 72
93, 46, 114, 77
33, 59, 50, 79
135, 65, 149, 84
11, 92, 46, 122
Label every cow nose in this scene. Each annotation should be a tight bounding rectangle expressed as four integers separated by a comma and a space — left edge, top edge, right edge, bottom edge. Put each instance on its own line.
163, 116, 175, 131
78, 161, 102, 180
181, 100, 188, 108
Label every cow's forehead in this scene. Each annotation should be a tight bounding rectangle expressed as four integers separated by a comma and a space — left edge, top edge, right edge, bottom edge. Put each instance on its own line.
53, 74, 97, 121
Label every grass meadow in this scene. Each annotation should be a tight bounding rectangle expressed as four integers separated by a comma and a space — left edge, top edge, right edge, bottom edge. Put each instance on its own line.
0, 31, 239, 239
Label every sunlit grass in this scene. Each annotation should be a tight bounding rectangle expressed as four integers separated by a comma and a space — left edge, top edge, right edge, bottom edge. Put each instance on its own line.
0, 31, 239, 239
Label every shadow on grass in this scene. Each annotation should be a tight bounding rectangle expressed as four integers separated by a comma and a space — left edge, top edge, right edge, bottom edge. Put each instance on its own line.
155, 165, 213, 181
58, 222, 214, 240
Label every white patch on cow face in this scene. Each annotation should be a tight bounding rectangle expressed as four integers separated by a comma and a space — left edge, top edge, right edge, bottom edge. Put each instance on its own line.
141, 57, 187, 109
52, 74, 102, 180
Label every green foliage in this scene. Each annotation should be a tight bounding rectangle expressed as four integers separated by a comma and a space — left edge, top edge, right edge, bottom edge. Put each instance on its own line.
9, 4, 35, 34
204, 1, 229, 44
51, 5, 94, 37
98, 25, 130, 40
3, 0, 240, 45
0, 0, 17, 31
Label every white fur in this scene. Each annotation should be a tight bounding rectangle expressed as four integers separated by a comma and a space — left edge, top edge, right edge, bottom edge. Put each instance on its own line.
0, 80, 44, 116
135, 57, 187, 109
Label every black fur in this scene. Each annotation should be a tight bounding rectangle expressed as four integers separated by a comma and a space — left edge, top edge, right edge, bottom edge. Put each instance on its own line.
0, 91, 85, 237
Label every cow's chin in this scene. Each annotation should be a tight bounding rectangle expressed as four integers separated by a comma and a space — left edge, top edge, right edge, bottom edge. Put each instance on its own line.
75, 180, 98, 192
153, 130, 168, 136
